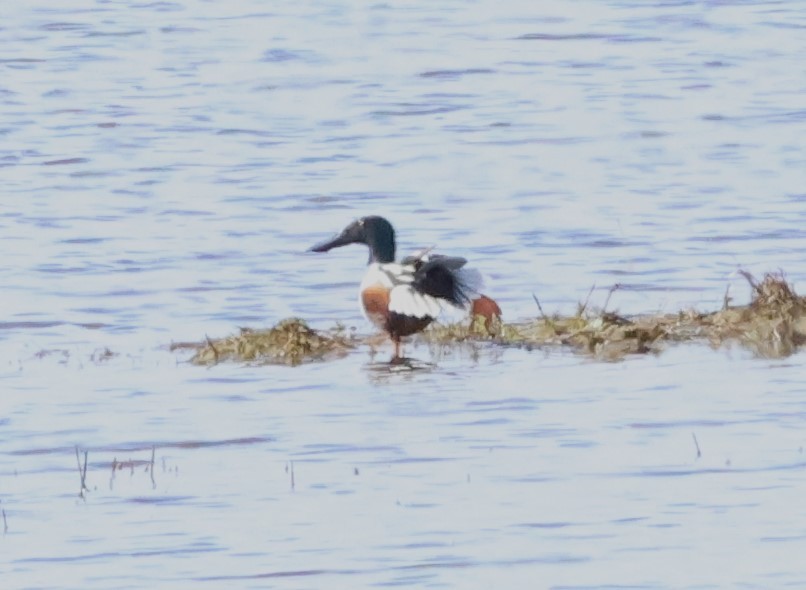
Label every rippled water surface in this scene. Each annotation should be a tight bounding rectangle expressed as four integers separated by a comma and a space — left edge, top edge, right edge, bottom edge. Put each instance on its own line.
2, 1, 806, 588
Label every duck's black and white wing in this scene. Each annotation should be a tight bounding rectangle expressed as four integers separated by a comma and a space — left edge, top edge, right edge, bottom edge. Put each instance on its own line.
410, 254, 483, 308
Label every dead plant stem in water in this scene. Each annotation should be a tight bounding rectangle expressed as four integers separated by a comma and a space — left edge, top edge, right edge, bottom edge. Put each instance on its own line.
75, 446, 89, 499
149, 446, 156, 490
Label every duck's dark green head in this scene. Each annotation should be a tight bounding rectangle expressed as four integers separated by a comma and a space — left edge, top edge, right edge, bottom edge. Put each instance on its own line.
309, 216, 396, 264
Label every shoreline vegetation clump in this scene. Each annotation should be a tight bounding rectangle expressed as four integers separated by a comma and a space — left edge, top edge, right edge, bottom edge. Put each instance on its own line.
181, 272, 805, 365
177, 318, 355, 367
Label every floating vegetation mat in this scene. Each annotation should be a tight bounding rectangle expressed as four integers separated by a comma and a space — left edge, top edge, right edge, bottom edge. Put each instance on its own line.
181, 272, 805, 365
407, 272, 805, 361
181, 318, 355, 366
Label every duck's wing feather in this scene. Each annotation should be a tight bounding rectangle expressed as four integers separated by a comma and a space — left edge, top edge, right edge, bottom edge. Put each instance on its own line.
411, 255, 482, 308
388, 284, 444, 319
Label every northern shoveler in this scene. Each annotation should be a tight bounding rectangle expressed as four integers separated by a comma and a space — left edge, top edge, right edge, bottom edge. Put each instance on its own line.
309, 216, 502, 358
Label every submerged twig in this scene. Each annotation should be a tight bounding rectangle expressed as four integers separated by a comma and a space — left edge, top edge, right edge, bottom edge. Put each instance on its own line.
75, 446, 89, 498
692, 433, 702, 459
149, 446, 156, 490
110, 457, 117, 491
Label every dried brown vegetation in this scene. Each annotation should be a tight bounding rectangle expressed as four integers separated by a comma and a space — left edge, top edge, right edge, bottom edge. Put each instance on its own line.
484, 271, 805, 360
188, 318, 354, 366
186, 272, 805, 365
704, 271, 806, 358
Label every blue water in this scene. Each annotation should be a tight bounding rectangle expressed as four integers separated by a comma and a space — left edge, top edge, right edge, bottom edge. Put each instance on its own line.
2, 1, 805, 588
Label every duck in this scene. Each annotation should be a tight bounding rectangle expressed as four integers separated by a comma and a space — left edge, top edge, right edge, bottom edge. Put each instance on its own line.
309, 215, 501, 358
